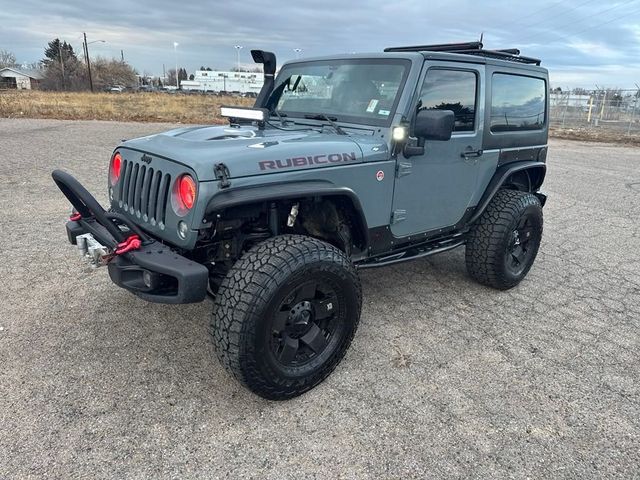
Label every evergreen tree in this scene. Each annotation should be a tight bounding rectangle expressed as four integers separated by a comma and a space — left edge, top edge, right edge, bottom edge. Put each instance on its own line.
44, 39, 77, 64
42, 38, 85, 90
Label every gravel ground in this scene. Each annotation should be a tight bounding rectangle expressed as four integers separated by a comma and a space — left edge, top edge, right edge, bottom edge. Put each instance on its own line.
1, 118, 639, 479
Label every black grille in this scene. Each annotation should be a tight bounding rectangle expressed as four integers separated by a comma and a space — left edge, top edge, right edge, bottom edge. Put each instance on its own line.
116, 159, 171, 226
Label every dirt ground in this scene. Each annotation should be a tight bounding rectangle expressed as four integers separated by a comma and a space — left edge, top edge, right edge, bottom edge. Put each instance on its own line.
0, 119, 639, 479
550, 126, 640, 146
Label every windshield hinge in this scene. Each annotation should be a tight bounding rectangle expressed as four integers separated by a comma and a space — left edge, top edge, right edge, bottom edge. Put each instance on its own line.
214, 163, 231, 189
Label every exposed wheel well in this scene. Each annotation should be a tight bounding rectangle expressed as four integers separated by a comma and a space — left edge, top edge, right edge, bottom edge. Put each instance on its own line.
200, 194, 368, 264
294, 195, 367, 254
503, 166, 545, 192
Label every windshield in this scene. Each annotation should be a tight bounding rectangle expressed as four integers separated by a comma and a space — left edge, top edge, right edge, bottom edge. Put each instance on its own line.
269, 59, 410, 127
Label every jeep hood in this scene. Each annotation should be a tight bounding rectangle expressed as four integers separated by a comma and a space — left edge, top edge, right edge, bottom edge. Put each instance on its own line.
119, 125, 386, 182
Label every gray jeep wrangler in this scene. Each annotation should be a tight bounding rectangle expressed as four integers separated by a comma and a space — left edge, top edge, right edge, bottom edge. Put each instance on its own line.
53, 41, 548, 400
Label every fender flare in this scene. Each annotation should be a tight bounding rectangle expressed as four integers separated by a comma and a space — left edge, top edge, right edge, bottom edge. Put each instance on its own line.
468, 161, 546, 225
205, 180, 370, 247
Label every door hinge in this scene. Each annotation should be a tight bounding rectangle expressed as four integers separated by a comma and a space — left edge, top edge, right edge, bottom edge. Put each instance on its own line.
391, 209, 407, 224
461, 147, 483, 164
396, 161, 412, 177
214, 163, 231, 189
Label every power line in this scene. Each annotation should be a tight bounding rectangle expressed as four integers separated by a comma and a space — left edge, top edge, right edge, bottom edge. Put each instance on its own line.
520, 0, 640, 42
512, 0, 569, 24
523, 0, 600, 30
563, 3, 640, 38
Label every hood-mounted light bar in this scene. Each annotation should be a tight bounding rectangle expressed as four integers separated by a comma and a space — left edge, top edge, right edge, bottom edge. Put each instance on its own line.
220, 106, 269, 128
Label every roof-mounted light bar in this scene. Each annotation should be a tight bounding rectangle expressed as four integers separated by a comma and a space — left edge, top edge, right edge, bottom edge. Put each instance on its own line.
220, 106, 268, 122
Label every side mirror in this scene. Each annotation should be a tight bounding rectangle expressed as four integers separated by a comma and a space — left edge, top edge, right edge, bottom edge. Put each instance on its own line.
414, 109, 455, 141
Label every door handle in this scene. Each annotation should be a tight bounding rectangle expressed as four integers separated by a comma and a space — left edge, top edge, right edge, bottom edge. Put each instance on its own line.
461, 149, 483, 159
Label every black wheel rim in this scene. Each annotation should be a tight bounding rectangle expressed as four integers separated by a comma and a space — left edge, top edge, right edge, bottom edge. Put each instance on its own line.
269, 279, 341, 367
505, 213, 538, 276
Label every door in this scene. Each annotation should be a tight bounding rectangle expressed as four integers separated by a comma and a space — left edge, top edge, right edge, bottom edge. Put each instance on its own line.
391, 64, 484, 237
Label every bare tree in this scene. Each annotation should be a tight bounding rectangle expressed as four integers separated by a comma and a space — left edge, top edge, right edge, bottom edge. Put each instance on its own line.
166, 68, 177, 86
0, 49, 17, 68
91, 57, 138, 90
230, 66, 263, 73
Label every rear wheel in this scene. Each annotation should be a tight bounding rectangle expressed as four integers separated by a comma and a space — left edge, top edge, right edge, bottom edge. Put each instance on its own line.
210, 235, 361, 400
465, 189, 543, 290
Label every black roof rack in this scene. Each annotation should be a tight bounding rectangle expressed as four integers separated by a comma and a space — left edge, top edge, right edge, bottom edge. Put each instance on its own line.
383, 41, 541, 66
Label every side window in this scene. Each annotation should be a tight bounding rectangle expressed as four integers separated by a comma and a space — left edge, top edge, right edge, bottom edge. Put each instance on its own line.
491, 74, 546, 132
417, 69, 477, 132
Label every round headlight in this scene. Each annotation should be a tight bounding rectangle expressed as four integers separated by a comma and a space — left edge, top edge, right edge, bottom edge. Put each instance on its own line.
110, 152, 122, 185
178, 175, 196, 210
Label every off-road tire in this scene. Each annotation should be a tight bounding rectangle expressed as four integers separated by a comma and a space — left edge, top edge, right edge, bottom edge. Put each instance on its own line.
465, 189, 543, 290
210, 235, 362, 400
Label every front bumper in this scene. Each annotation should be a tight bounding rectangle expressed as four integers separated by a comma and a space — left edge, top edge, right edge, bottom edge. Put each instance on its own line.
53, 170, 208, 304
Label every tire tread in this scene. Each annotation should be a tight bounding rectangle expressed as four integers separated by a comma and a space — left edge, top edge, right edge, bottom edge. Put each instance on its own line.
210, 234, 361, 400
465, 189, 543, 290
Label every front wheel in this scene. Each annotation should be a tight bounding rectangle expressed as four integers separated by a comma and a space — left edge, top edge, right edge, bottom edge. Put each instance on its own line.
210, 235, 362, 400
465, 189, 543, 290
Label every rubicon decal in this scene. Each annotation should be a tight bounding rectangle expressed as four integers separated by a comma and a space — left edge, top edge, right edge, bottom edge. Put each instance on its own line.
259, 152, 357, 171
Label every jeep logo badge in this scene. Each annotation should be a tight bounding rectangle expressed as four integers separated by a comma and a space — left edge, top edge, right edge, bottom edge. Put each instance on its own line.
141, 154, 152, 164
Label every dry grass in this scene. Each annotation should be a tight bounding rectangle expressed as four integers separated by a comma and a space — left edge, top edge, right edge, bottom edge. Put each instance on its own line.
2, 91, 639, 147
0, 90, 252, 124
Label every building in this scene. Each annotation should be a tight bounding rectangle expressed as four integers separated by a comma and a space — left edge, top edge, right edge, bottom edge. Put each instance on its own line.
0, 67, 44, 90
550, 93, 592, 109
180, 70, 264, 94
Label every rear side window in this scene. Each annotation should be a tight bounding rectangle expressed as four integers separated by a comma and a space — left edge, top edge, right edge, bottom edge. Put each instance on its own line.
491, 74, 546, 132
417, 69, 477, 132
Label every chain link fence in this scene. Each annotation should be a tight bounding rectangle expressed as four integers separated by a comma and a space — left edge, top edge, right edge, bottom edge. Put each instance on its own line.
550, 89, 640, 137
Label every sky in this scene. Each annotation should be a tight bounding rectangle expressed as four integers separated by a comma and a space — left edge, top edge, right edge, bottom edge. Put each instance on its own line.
1, 0, 639, 89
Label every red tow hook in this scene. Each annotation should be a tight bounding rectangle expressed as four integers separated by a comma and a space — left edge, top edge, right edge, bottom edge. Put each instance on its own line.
115, 234, 142, 255
70, 212, 82, 221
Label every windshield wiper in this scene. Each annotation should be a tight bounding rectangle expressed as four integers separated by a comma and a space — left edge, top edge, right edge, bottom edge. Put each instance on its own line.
271, 109, 288, 126
267, 110, 318, 132
304, 114, 347, 135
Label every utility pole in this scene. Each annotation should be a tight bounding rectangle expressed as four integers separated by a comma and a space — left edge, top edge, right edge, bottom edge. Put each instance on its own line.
121, 50, 124, 62
83, 32, 94, 92
57, 41, 66, 91
82, 35, 104, 92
